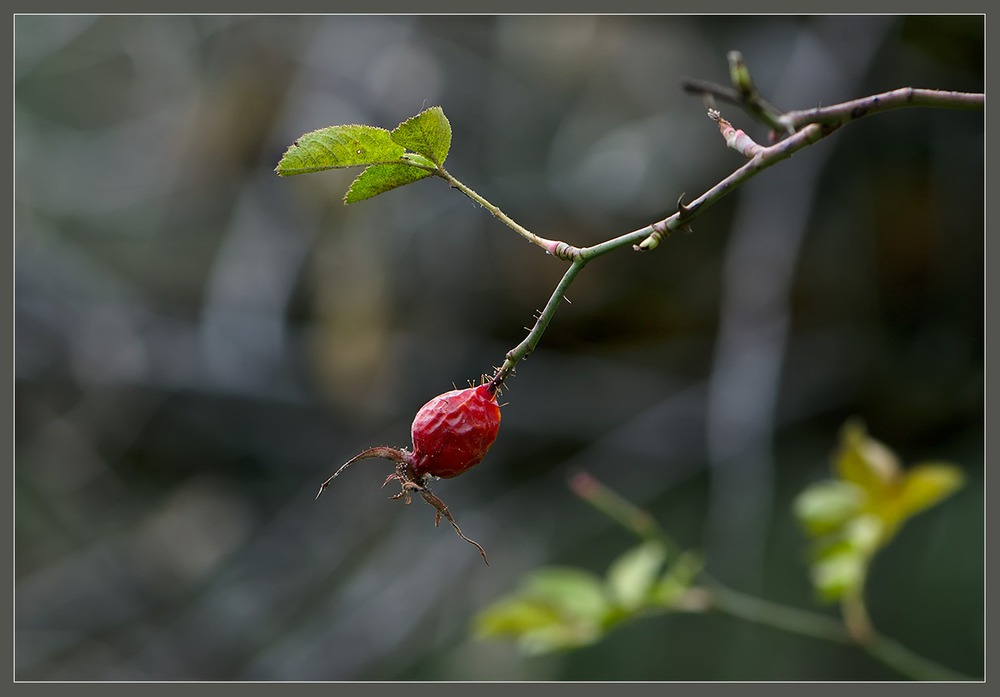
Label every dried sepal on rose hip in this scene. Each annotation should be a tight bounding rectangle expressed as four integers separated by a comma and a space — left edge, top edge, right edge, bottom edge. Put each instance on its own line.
316, 374, 503, 564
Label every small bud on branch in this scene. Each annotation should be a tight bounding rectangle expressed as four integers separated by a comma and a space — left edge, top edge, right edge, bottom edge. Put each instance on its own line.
709, 109, 764, 158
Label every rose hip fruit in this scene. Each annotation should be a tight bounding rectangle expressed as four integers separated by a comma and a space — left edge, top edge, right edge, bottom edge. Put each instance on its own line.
411, 383, 501, 479
315, 377, 502, 564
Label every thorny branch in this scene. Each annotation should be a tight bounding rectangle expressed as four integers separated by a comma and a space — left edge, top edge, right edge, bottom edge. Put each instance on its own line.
454, 61, 983, 385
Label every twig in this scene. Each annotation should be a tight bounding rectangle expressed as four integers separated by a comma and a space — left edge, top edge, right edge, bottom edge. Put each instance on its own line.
435, 165, 575, 258
779, 87, 985, 131
682, 51, 788, 134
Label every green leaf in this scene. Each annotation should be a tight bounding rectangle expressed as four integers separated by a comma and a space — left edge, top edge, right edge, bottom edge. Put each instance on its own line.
474, 597, 601, 655
834, 419, 901, 498
793, 480, 866, 536
878, 462, 965, 538
522, 567, 609, 623
895, 463, 965, 519
518, 623, 602, 655
810, 548, 867, 602
606, 542, 668, 611
390, 106, 452, 165
804, 514, 881, 602
402, 152, 439, 169
474, 597, 563, 637
344, 163, 432, 203
474, 567, 609, 655
275, 125, 404, 176
843, 513, 884, 554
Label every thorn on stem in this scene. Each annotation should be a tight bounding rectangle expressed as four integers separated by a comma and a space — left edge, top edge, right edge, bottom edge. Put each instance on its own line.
676, 194, 694, 234
677, 193, 690, 217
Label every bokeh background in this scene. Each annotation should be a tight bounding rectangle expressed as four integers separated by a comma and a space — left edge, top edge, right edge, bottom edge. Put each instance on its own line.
14, 14, 983, 681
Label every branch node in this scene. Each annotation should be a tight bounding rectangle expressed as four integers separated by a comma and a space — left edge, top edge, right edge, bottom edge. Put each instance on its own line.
544, 240, 580, 261
635, 219, 671, 251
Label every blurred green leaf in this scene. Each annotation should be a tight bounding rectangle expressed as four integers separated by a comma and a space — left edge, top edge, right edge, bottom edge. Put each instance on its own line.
606, 542, 668, 611
518, 623, 603, 655
522, 567, 609, 622
473, 596, 602, 654
804, 515, 881, 603
474, 596, 563, 636
834, 420, 901, 499
390, 106, 452, 165
475, 546, 709, 657
894, 463, 965, 521
474, 567, 609, 654
811, 548, 867, 603
844, 514, 884, 555
344, 163, 432, 203
275, 124, 405, 175
794, 480, 866, 536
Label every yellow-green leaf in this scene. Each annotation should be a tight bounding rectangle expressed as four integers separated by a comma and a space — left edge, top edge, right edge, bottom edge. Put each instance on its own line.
793, 480, 866, 536
606, 542, 667, 611
834, 419, 901, 498
811, 548, 866, 602
473, 597, 602, 654
390, 106, 452, 165
275, 124, 404, 176
886, 462, 965, 528
522, 567, 609, 623
474, 568, 609, 655
844, 514, 884, 554
474, 597, 563, 638
517, 625, 602, 655
797, 419, 966, 603
344, 163, 432, 204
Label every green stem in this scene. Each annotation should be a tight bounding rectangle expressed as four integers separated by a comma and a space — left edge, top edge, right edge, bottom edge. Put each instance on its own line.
710, 584, 971, 680
494, 258, 587, 386
863, 630, 973, 682
436, 165, 567, 254
567, 471, 682, 555
842, 589, 875, 645
708, 583, 852, 645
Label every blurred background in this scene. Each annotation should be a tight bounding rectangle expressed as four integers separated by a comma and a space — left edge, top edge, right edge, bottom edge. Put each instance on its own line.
14, 15, 983, 681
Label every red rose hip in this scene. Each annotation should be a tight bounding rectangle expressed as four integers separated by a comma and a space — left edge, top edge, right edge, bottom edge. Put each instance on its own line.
411, 383, 501, 479
315, 377, 502, 564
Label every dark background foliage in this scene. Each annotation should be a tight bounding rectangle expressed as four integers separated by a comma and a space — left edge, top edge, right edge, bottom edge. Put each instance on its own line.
15, 14, 983, 680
